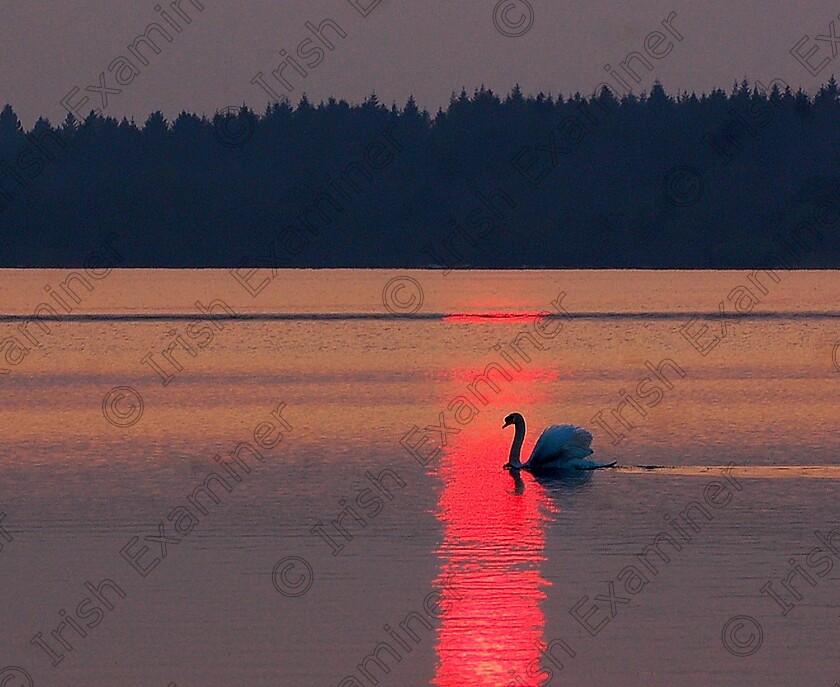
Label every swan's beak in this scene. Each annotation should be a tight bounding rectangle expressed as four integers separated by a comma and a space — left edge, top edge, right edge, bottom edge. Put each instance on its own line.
502, 421, 510, 428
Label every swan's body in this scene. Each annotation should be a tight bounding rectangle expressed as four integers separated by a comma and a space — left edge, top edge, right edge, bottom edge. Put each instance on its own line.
502, 412, 616, 471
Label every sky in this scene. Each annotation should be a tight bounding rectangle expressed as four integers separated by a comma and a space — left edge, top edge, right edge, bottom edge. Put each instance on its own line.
2, 0, 840, 126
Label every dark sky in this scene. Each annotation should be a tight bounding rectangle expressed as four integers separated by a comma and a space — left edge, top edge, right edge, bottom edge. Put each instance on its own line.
2, 0, 839, 125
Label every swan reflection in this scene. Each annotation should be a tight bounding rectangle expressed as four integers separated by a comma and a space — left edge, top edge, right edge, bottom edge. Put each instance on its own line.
507, 465, 596, 494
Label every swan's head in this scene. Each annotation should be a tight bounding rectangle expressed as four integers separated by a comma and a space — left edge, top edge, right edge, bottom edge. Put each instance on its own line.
502, 412, 524, 429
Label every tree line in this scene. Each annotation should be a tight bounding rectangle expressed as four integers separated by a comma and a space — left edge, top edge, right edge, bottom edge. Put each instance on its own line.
1, 79, 839, 267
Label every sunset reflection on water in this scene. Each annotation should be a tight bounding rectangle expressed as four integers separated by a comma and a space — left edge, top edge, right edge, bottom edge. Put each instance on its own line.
431, 366, 561, 686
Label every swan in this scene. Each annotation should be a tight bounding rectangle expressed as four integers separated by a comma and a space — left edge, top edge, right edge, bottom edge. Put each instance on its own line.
502, 412, 616, 471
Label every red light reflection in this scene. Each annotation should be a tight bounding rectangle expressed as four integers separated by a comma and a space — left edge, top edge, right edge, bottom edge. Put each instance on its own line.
443, 312, 546, 323
431, 367, 558, 686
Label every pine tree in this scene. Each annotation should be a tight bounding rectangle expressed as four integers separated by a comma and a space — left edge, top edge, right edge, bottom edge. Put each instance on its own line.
0, 104, 24, 148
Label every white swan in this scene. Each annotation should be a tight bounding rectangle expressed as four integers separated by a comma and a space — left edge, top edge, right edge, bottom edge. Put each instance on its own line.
502, 412, 616, 471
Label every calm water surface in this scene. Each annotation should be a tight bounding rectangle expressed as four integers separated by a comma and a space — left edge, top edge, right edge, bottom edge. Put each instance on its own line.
0, 270, 838, 687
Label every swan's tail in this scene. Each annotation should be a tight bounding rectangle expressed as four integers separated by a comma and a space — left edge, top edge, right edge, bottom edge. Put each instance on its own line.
574, 460, 617, 470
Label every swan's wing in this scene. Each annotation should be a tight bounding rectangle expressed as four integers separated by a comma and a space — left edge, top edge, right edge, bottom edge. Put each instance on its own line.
529, 425, 593, 466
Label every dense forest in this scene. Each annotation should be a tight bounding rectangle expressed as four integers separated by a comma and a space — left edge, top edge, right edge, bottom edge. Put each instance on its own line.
1, 79, 839, 267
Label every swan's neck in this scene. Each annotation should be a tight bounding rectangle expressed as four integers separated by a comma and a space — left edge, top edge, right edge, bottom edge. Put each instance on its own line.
508, 421, 526, 467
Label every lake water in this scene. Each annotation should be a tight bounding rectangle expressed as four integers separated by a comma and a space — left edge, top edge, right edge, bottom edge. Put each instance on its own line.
0, 269, 839, 687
